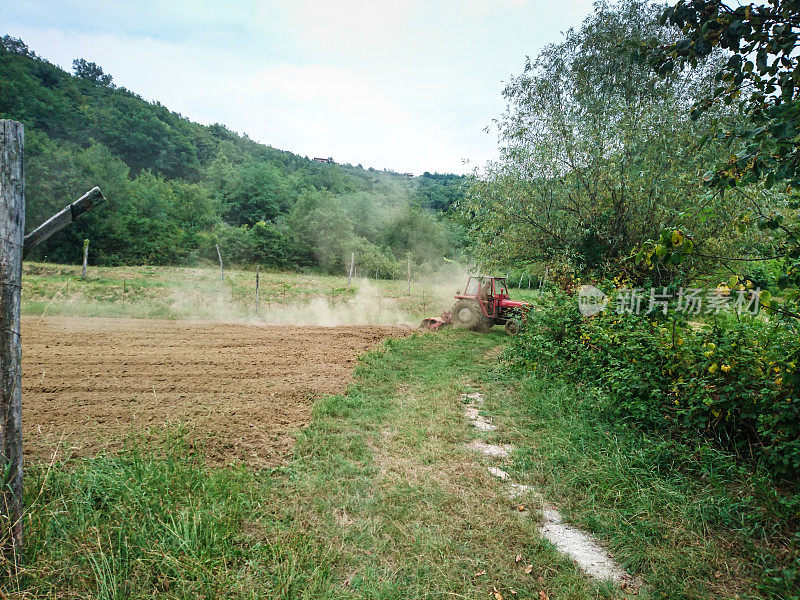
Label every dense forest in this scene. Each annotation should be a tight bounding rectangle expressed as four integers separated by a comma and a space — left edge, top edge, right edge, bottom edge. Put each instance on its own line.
0, 35, 467, 275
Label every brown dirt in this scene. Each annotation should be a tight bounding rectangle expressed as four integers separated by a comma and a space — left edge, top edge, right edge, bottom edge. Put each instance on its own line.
22, 316, 408, 466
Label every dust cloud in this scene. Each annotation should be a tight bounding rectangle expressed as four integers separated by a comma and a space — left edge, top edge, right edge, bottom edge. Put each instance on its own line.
251, 280, 413, 327
166, 266, 475, 327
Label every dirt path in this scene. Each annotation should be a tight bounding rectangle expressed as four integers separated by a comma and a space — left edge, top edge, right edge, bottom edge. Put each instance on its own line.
22, 316, 407, 465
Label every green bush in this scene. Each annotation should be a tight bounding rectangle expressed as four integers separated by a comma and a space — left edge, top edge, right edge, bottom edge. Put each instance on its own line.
509, 289, 800, 482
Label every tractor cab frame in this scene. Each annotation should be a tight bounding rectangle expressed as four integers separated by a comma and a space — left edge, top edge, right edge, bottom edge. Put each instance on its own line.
457, 276, 512, 319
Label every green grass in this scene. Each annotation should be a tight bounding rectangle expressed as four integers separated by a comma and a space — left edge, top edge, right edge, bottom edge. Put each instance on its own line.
8, 317, 793, 598
476, 371, 799, 600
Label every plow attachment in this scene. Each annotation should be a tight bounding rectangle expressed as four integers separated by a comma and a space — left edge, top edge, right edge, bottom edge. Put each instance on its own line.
419, 311, 451, 331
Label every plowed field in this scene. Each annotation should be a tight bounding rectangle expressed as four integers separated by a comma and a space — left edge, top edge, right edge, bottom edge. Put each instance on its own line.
22, 316, 406, 466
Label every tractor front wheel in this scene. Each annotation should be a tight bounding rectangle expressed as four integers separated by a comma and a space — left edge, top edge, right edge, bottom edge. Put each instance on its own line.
504, 318, 521, 336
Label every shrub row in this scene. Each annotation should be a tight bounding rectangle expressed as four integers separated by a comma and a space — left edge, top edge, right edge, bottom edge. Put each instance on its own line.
509, 289, 800, 482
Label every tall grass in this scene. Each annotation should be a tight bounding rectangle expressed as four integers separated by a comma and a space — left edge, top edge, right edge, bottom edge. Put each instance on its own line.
17, 432, 343, 599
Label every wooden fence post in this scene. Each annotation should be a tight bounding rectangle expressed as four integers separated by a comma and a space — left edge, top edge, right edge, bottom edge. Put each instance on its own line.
0, 120, 24, 569
406, 255, 411, 294
215, 244, 224, 282
347, 252, 354, 287
518, 273, 524, 289
255, 265, 260, 310
81, 238, 89, 278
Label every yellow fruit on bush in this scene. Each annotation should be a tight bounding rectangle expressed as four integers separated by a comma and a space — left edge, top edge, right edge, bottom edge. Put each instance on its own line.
709, 364, 719, 373
721, 364, 731, 373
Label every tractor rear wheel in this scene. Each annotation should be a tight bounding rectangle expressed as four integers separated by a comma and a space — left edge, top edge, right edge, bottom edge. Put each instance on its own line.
452, 300, 481, 330
452, 300, 494, 332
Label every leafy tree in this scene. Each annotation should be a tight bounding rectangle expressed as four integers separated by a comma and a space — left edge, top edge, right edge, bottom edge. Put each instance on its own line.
72, 58, 112, 86
216, 161, 290, 226
416, 172, 467, 212
461, 0, 737, 278
289, 191, 356, 272
647, 0, 800, 323
0, 35, 30, 56
383, 204, 459, 267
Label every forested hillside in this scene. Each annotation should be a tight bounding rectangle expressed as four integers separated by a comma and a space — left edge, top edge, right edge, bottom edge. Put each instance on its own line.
0, 35, 466, 273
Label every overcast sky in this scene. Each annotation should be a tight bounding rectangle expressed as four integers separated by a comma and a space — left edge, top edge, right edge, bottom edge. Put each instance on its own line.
2, 0, 595, 174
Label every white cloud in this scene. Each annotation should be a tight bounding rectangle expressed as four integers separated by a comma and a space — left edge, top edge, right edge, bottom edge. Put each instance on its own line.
274, 0, 416, 55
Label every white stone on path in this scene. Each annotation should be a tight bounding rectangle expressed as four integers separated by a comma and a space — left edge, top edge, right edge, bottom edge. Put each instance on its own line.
473, 419, 497, 432
461, 392, 634, 586
488, 466, 511, 480
467, 439, 512, 458
461, 392, 484, 405
538, 506, 630, 583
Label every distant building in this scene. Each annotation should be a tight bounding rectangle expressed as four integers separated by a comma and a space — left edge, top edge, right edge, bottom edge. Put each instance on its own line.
313, 157, 335, 164
401, 172, 414, 178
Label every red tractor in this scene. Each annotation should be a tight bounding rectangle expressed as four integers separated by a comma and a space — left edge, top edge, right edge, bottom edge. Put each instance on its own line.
420, 275, 530, 335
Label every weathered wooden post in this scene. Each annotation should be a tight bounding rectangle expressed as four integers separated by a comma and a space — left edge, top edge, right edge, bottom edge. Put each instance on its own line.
0, 120, 24, 569
215, 244, 224, 282
406, 255, 411, 294
255, 265, 260, 310
347, 252, 354, 287
81, 238, 89, 278
518, 273, 524, 289
0, 118, 103, 568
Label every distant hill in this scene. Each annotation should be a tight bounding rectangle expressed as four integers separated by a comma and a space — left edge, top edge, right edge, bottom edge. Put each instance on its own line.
0, 35, 467, 273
